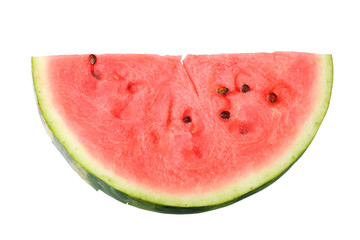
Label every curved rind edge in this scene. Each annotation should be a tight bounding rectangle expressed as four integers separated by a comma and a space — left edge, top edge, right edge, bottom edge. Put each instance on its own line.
32, 54, 333, 214
49, 130, 302, 214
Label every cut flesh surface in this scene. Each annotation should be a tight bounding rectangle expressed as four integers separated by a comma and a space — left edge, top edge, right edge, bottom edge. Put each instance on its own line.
32, 52, 333, 213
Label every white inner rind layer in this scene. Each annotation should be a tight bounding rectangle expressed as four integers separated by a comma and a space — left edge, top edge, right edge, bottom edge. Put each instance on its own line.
32, 54, 333, 207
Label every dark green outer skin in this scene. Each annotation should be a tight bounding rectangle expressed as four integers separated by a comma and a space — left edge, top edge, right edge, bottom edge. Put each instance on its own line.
35, 56, 333, 214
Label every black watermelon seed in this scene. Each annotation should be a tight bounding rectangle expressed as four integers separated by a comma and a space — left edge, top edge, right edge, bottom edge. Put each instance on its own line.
268, 92, 277, 103
216, 87, 229, 95
241, 84, 250, 93
89, 54, 97, 65
220, 111, 230, 119
92, 71, 101, 79
183, 116, 192, 123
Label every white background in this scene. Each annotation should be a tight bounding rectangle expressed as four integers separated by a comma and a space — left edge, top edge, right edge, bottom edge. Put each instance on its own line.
1, 0, 359, 239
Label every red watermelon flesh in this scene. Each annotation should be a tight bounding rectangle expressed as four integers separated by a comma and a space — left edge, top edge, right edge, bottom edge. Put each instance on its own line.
32, 52, 332, 212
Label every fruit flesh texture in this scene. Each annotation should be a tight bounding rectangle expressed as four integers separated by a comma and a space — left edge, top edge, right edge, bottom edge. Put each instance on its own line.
46, 53, 320, 195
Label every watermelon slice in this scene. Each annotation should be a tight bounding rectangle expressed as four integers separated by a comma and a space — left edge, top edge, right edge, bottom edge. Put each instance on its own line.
32, 52, 332, 213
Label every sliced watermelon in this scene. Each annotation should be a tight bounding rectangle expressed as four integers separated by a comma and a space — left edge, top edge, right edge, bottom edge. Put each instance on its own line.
32, 52, 333, 213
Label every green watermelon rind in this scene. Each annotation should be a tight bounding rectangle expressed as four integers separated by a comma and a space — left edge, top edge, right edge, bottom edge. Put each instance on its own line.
32, 54, 333, 214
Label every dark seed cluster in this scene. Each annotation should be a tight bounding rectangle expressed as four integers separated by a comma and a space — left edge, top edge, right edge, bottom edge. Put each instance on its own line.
214, 84, 277, 122
87, 56, 279, 129
215, 84, 252, 120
